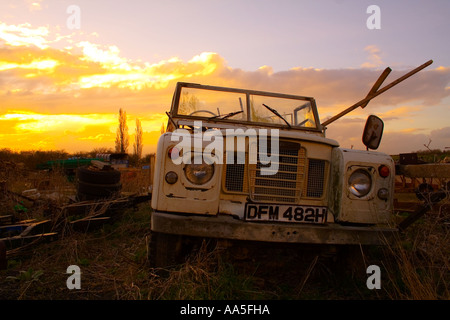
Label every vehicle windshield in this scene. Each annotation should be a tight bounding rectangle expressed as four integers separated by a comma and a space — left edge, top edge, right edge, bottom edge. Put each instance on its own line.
172, 83, 319, 130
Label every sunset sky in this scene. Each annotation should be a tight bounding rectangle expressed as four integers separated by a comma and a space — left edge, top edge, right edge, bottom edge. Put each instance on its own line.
0, 0, 449, 156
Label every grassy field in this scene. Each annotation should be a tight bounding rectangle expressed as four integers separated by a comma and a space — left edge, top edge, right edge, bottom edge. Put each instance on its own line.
0, 164, 449, 300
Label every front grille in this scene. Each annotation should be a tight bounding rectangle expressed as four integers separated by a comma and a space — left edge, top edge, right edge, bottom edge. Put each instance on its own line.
225, 163, 246, 192
305, 159, 326, 198
249, 141, 306, 203
223, 140, 327, 203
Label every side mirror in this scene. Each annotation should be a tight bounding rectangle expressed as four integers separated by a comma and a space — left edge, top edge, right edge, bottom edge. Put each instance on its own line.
362, 115, 384, 150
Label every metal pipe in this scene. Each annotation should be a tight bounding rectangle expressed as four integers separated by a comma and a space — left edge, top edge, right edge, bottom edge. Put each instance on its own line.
321, 60, 433, 127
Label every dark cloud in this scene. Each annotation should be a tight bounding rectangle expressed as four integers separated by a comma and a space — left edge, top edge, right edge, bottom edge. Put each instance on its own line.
213, 64, 450, 112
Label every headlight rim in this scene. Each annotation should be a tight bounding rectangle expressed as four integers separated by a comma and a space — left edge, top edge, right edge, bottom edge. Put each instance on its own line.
348, 168, 372, 198
184, 157, 215, 185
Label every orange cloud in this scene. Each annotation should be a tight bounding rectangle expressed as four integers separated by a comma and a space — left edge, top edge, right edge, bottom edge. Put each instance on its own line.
0, 21, 448, 155
0, 22, 49, 49
361, 45, 384, 69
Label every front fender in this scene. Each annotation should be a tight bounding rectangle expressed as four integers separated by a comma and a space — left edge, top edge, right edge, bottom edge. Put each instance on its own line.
329, 148, 395, 225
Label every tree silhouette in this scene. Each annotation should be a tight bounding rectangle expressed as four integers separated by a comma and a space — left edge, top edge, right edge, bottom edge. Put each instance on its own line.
133, 118, 143, 159
115, 108, 129, 153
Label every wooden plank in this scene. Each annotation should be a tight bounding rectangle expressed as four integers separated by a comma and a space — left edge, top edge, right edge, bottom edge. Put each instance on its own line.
70, 217, 111, 231
0, 219, 45, 237
91, 160, 111, 170
0, 215, 13, 226
1, 232, 58, 250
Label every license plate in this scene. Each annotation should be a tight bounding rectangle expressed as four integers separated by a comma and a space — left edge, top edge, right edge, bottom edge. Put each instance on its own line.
244, 203, 327, 224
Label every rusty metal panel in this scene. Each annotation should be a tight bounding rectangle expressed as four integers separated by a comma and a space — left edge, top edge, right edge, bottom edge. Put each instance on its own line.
151, 211, 397, 245
333, 148, 395, 225
398, 164, 450, 178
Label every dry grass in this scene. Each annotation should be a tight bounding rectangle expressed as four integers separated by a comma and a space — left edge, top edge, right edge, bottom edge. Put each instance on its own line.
120, 168, 152, 195
1, 204, 151, 299
1, 201, 449, 300
381, 206, 450, 299
1, 166, 449, 300
0, 205, 262, 300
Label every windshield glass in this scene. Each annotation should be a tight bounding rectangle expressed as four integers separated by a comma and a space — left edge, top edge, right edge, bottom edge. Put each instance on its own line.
173, 84, 318, 129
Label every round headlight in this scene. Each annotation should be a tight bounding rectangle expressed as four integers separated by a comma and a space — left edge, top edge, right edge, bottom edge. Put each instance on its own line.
184, 159, 214, 185
348, 169, 372, 197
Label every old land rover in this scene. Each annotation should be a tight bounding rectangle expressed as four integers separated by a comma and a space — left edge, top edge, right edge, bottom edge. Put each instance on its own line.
149, 61, 432, 267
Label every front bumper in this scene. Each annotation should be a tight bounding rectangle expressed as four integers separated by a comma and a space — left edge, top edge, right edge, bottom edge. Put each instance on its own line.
151, 211, 398, 245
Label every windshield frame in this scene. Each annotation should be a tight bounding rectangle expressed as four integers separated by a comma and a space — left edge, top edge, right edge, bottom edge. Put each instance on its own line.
170, 82, 323, 132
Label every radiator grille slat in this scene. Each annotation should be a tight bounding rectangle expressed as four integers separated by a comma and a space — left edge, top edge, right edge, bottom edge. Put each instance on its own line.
249, 142, 305, 203
223, 140, 327, 203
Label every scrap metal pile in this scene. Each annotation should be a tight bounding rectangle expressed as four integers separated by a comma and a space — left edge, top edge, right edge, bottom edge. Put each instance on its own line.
0, 162, 151, 268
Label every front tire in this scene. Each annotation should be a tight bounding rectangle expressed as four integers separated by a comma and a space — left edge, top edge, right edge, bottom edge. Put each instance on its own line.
148, 232, 185, 268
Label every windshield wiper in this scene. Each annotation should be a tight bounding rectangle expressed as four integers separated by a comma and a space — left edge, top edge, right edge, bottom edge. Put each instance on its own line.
262, 104, 291, 128
209, 110, 243, 120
